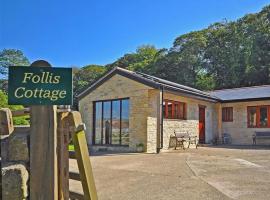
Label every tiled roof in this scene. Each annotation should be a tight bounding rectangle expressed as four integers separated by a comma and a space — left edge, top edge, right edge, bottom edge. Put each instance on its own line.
209, 85, 270, 102
77, 67, 218, 101
77, 67, 270, 102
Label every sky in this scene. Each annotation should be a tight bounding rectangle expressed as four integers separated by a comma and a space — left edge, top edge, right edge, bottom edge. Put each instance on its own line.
1, 0, 269, 68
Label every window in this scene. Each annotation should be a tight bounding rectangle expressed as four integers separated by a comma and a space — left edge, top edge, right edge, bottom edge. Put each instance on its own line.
259, 107, 268, 127
247, 107, 257, 128
247, 106, 270, 128
163, 100, 186, 119
93, 98, 129, 145
222, 107, 233, 122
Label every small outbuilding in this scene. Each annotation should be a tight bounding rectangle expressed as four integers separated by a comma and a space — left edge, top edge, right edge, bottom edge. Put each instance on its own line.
77, 67, 270, 153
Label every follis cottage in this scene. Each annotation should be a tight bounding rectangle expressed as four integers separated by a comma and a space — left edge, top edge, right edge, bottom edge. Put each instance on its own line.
77, 67, 270, 153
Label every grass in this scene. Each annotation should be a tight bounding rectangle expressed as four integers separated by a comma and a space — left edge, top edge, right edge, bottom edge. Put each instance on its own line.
68, 144, 75, 151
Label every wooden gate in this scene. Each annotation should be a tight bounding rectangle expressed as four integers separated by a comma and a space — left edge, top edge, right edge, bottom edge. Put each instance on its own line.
0, 107, 98, 200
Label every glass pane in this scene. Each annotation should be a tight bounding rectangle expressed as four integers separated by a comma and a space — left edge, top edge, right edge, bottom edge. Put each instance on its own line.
95, 102, 102, 144
179, 103, 184, 119
121, 99, 129, 145
248, 107, 257, 127
229, 108, 233, 121
103, 101, 111, 144
260, 107, 268, 127
167, 102, 172, 118
222, 108, 226, 121
174, 103, 179, 119
162, 102, 166, 118
112, 100, 120, 145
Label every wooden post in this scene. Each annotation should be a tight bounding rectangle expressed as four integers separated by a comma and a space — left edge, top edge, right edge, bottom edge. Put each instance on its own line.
57, 111, 70, 200
30, 60, 58, 200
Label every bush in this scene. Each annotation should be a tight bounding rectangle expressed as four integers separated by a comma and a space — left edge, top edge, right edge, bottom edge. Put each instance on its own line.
0, 90, 29, 125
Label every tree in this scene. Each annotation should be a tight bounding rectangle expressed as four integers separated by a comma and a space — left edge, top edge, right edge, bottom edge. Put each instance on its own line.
107, 45, 160, 73
0, 90, 29, 125
0, 49, 30, 77
73, 65, 106, 109
73, 65, 106, 96
151, 5, 270, 90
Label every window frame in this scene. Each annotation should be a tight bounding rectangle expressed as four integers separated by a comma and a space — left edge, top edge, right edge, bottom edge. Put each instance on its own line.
163, 99, 187, 120
222, 107, 233, 122
247, 105, 270, 128
93, 97, 129, 146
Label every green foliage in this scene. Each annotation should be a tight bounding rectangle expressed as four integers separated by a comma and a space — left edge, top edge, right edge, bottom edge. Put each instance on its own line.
0, 90, 29, 125
13, 116, 29, 125
68, 144, 75, 151
0, 89, 8, 108
0, 49, 30, 93
0, 79, 8, 93
105, 5, 270, 90
73, 65, 106, 108
73, 65, 106, 96
0, 49, 30, 77
107, 45, 161, 73
1, 5, 269, 107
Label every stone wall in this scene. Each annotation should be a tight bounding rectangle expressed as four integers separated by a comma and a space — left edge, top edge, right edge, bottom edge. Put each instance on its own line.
221, 100, 270, 145
146, 89, 161, 153
161, 92, 217, 149
1, 131, 30, 200
79, 74, 153, 152
146, 117, 158, 153
79, 74, 220, 153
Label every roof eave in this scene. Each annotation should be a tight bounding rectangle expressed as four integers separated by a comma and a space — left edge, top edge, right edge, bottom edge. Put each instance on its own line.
77, 67, 160, 100
220, 97, 270, 103
163, 86, 220, 102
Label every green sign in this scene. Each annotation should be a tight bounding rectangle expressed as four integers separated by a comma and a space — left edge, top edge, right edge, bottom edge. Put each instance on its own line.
8, 66, 72, 105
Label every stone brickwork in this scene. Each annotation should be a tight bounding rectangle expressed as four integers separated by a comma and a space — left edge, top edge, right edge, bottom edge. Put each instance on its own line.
79, 72, 270, 152
146, 117, 157, 153
8, 133, 29, 162
79, 73, 220, 153
0, 108, 14, 135
146, 89, 161, 153
221, 100, 270, 145
1, 131, 30, 200
79, 74, 153, 152
160, 92, 217, 149
163, 119, 198, 149
2, 163, 29, 200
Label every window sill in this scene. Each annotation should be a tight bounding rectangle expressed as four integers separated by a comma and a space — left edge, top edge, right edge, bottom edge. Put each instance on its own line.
164, 118, 187, 121
248, 127, 270, 128
92, 144, 129, 147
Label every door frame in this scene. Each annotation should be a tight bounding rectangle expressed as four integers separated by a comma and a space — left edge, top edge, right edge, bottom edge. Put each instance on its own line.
198, 105, 206, 144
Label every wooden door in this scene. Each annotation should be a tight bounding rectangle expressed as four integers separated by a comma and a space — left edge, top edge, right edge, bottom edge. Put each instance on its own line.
199, 106, 205, 144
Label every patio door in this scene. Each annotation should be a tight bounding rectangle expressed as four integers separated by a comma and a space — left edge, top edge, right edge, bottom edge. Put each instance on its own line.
199, 106, 205, 144
93, 98, 129, 145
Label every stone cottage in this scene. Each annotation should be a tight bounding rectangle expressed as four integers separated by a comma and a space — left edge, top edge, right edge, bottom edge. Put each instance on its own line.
77, 67, 270, 153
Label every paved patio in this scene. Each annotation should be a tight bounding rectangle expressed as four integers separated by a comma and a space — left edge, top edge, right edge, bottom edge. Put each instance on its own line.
70, 146, 270, 200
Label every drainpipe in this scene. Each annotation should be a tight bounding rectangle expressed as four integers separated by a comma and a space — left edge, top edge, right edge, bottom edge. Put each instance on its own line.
157, 86, 164, 153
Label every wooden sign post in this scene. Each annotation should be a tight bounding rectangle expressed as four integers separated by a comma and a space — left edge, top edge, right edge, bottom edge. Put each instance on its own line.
29, 60, 58, 200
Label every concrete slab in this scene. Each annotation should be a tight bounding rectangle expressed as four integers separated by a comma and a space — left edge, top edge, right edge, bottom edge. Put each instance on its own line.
69, 146, 270, 200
